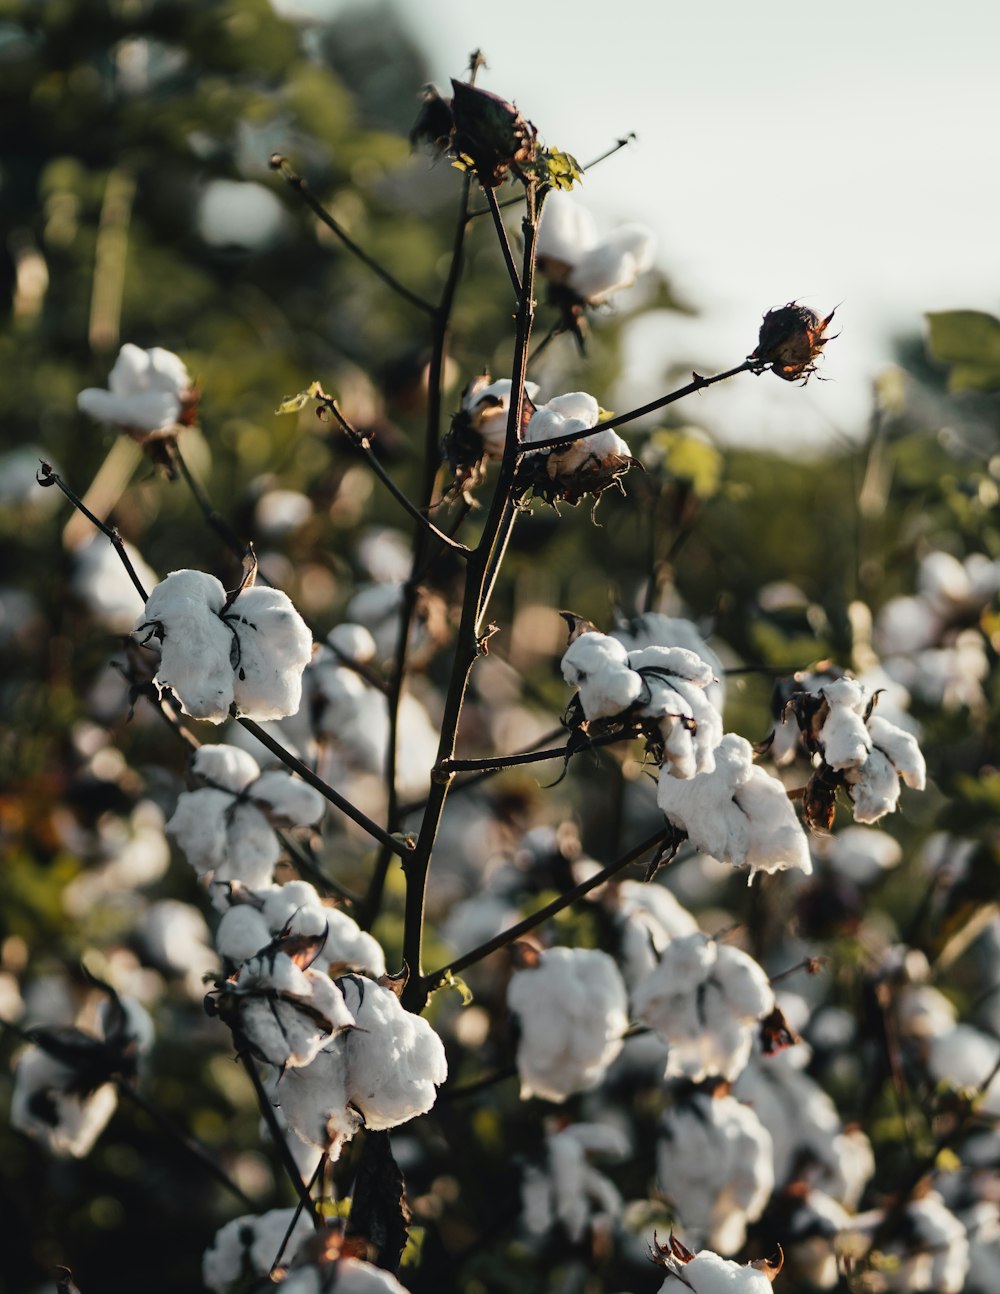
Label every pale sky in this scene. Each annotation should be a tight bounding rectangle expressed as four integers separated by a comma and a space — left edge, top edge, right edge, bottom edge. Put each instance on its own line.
336, 0, 1000, 447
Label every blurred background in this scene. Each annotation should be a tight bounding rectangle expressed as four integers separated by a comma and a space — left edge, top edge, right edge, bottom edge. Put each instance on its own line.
1, 2, 998, 1292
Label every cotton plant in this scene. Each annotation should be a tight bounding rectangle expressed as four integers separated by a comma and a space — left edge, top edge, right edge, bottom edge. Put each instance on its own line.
613, 611, 726, 713
609, 877, 699, 988
656, 734, 813, 881
273, 975, 447, 1154
651, 1236, 783, 1293
167, 744, 325, 889
506, 944, 629, 1103
561, 626, 722, 778
521, 1120, 628, 1245
632, 933, 777, 1083
781, 674, 926, 827
134, 567, 314, 722
11, 989, 154, 1158
657, 1090, 775, 1254
443, 372, 540, 491
202, 1207, 314, 1293
864, 1191, 970, 1294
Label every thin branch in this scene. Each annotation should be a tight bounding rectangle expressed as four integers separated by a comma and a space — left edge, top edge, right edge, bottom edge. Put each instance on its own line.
438, 1064, 517, 1102
320, 397, 470, 555
422, 827, 672, 988
270, 156, 436, 316
38, 463, 150, 602
526, 320, 564, 370
169, 442, 248, 560
468, 134, 638, 219
483, 184, 522, 297
238, 1049, 321, 1228
237, 717, 413, 860
270, 1155, 326, 1274
436, 725, 639, 775
117, 1080, 257, 1210
517, 360, 756, 455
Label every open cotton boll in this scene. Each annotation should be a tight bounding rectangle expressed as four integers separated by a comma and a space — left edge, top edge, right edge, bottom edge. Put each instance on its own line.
229, 950, 354, 1070
561, 631, 644, 720
135, 570, 313, 723
570, 225, 656, 304
78, 343, 192, 434
927, 1023, 1000, 1118
11, 1048, 119, 1158
168, 787, 279, 888
460, 374, 541, 459
248, 770, 325, 828
523, 1121, 627, 1243
507, 946, 629, 1103
202, 1207, 313, 1294
657, 734, 812, 881
877, 1192, 970, 1294
658, 1093, 775, 1255
191, 743, 261, 793
615, 612, 726, 712
633, 933, 774, 1082
656, 1248, 778, 1294
822, 825, 903, 885
261, 882, 386, 978
215, 904, 272, 963
525, 391, 600, 450
537, 192, 600, 268
818, 679, 872, 769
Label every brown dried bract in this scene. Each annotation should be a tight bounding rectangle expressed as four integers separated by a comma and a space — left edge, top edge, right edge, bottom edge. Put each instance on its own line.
751, 303, 836, 383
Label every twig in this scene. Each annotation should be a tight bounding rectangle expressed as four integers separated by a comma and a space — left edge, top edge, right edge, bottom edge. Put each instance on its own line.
238, 1049, 321, 1228
270, 1155, 326, 1273
116, 1080, 257, 1209
518, 360, 756, 454
169, 442, 248, 560
483, 184, 522, 297
320, 397, 470, 556
421, 826, 672, 988
526, 320, 563, 369
438, 1064, 518, 1102
237, 717, 413, 860
38, 463, 150, 602
468, 134, 638, 219
270, 156, 435, 317
436, 725, 638, 775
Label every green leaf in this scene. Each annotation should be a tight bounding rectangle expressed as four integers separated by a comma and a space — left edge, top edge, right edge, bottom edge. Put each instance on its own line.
926, 310, 1000, 392
539, 147, 583, 191
275, 380, 323, 415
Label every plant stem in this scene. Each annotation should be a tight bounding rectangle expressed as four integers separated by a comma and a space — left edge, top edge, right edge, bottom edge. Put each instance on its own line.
270, 1156, 326, 1273
39, 464, 150, 601
270, 156, 436, 317
437, 725, 637, 775
320, 397, 470, 555
116, 1080, 257, 1210
170, 442, 248, 560
484, 184, 521, 297
399, 189, 544, 1011
238, 1049, 321, 1228
519, 360, 756, 454
238, 717, 412, 860
422, 826, 670, 989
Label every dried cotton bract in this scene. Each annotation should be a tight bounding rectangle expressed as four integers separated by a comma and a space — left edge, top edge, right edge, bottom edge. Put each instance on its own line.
135, 569, 313, 722
632, 933, 775, 1083
656, 734, 812, 881
507, 946, 629, 1102
518, 393, 636, 506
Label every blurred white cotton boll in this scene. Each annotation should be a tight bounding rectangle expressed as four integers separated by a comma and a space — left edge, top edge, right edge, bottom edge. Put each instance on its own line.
277, 1259, 409, 1293
537, 191, 655, 306
507, 946, 629, 1103
202, 1207, 313, 1293
78, 343, 192, 434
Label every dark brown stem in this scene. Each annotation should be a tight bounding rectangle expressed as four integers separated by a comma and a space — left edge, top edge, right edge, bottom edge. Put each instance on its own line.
467, 134, 637, 220
320, 397, 470, 555
270, 156, 435, 317
116, 1080, 257, 1210
238, 1049, 321, 1228
169, 442, 248, 560
38, 463, 149, 602
238, 717, 413, 860
437, 725, 637, 775
422, 827, 670, 989
518, 360, 755, 455
483, 184, 522, 297
270, 1155, 326, 1273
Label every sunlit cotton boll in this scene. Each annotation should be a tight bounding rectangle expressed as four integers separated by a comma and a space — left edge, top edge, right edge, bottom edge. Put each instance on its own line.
507, 946, 629, 1103
274, 976, 447, 1149
632, 933, 774, 1083
537, 191, 655, 305
655, 1247, 778, 1294
878, 1192, 970, 1294
260, 880, 386, 978
521, 1121, 628, 1244
202, 1207, 313, 1293
78, 343, 192, 434
657, 1092, 774, 1254
561, 631, 644, 720
276, 1259, 409, 1293
657, 733, 812, 881
135, 569, 314, 722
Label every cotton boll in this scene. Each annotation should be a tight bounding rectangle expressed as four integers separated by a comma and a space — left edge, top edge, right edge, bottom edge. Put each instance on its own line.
168, 788, 279, 888
615, 613, 726, 713
202, 1207, 313, 1293
215, 904, 272, 963
879, 1192, 969, 1294
657, 1093, 774, 1254
570, 224, 655, 304
561, 631, 644, 720
11, 1048, 119, 1158
537, 192, 599, 268
326, 622, 377, 664
78, 343, 192, 433
136, 570, 234, 720
249, 770, 325, 828
818, 679, 872, 770
339, 976, 447, 1129
72, 536, 158, 632
228, 585, 314, 721
277, 1258, 409, 1293
876, 594, 941, 655
633, 934, 774, 1082
141, 899, 218, 995
230, 951, 354, 1070
655, 1247, 777, 1293
271, 1043, 361, 1149
822, 825, 902, 885
191, 744, 261, 793
507, 946, 629, 1103
927, 1024, 1000, 1118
